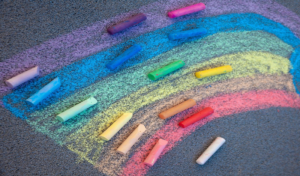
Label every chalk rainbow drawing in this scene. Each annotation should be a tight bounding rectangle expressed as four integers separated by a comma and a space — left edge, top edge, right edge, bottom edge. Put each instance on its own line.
1, 0, 300, 175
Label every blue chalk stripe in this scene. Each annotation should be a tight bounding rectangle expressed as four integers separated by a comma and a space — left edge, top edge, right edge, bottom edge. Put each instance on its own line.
168, 28, 207, 40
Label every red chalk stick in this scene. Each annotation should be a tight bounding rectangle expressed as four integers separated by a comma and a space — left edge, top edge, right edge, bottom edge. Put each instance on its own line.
178, 107, 214, 128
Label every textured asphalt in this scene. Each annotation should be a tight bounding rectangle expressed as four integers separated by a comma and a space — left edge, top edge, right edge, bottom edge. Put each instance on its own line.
146, 107, 300, 176
1, 0, 300, 176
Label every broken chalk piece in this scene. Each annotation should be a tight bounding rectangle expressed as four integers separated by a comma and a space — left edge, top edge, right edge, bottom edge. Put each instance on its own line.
179, 107, 214, 128
26, 77, 61, 106
148, 60, 185, 81
144, 139, 168, 167
196, 137, 226, 165
168, 3, 206, 18
106, 44, 142, 70
56, 97, 98, 122
6, 66, 39, 88
195, 65, 232, 79
168, 28, 207, 40
117, 124, 146, 155
100, 113, 133, 141
107, 13, 147, 34
159, 99, 196, 119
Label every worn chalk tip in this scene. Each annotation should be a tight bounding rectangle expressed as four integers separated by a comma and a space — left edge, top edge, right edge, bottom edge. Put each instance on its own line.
137, 124, 146, 132
87, 97, 98, 105
178, 122, 186, 128
34, 66, 40, 75
158, 139, 168, 145
217, 137, 226, 143
144, 162, 153, 167
100, 135, 109, 141
147, 73, 156, 81
123, 112, 133, 117
167, 12, 176, 18
56, 116, 64, 122
116, 150, 126, 155
25, 99, 35, 106
158, 113, 166, 119
5, 80, 14, 88
196, 160, 205, 165
168, 33, 176, 40
106, 63, 115, 70
195, 72, 202, 78
107, 28, 114, 35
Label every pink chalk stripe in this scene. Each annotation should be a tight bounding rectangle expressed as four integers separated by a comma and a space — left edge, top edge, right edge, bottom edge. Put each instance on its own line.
121, 90, 300, 176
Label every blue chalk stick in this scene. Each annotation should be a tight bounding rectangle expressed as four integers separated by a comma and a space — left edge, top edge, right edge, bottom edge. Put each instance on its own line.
168, 28, 207, 40
26, 77, 61, 106
106, 44, 142, 70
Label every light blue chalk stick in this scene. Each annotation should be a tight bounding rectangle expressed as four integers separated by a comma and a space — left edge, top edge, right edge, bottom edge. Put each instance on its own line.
56, 97, 97, 122
26, 77, 61, 106
168, 28, 207, 40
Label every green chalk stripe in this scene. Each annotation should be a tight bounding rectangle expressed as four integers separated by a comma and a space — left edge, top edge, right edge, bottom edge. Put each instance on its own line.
148, 60, 185, 80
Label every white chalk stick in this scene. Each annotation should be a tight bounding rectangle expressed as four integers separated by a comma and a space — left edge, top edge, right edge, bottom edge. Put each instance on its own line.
117, 124, 146, 155
100, 113, 133, 141
196, 137, 226, 165
56, 97, 98, 122
6, 66, 39, 88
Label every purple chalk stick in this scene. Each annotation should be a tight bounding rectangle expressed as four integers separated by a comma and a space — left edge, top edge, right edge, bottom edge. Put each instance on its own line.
107, 13, 147, 34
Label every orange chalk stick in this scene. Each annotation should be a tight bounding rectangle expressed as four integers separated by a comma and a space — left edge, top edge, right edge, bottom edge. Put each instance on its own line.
158, 99, 196, 119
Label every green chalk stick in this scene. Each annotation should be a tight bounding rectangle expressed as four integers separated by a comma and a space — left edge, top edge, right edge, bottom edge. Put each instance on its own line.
56, 97, 97, 122
148, 60, 185, 81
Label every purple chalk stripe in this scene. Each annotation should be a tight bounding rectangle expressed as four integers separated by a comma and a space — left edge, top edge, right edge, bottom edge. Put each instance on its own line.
1, 0, 300, 97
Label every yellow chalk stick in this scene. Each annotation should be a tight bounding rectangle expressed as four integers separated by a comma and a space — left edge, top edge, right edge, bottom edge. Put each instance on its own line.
195, 65, 232, 79
100, 113, 133, 141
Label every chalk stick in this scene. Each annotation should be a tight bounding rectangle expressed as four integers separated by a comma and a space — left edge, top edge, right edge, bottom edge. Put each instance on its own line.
195, 65, 232, 79
26, 77, 61, 106
107, 13, 147, 34
168, 3, 206, 18
159, 99, 196, 119
100, 113, 133, 141
56, 97, 97, 122
144, 139, 168, 166
106, 44, 142, 70
179, 107, 214, 128
117, 124, 146, 155
168, 28, 207, 40
196, 137, 226, 165
148, 60, 185, 81
6, 66, 39, 88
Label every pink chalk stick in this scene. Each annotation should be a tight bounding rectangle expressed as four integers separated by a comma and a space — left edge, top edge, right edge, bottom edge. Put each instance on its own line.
168, 3, 206, 18
144, 139, 168, 166
5, 66, 39, 88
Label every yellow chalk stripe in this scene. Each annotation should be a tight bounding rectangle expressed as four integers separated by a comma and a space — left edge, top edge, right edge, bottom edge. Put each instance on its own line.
65, 51, 290, 164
